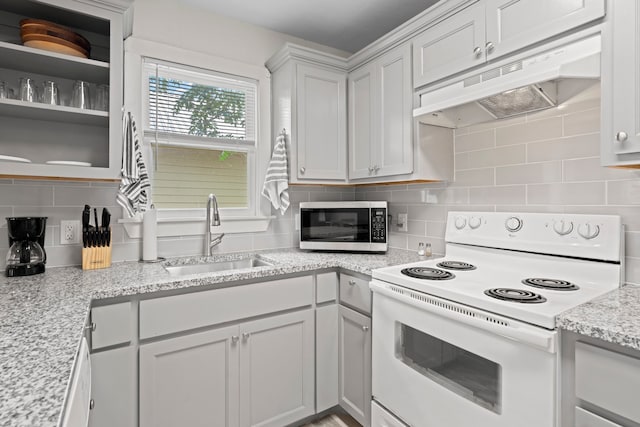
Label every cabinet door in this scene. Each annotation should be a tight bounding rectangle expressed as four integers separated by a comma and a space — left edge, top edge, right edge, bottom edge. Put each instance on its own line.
296, 64, 347, 180
316, 304, 339, 413
89, 347, 136, 427
139, 326, 240, 427
412, 3, 485, 88
348, 63, 375, 179
376, 43, 413, 178
339, 305, 372, 427
239, 309, 315, 427
601, 0, 640, 164
485, 0, 605, 61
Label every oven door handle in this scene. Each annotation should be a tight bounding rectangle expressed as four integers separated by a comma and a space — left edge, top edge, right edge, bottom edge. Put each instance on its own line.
371, 281, 557, 353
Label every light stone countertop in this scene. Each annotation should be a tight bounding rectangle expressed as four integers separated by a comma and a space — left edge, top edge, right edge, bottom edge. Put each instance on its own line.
557, 284, 640, 352
0, 248, 423, 427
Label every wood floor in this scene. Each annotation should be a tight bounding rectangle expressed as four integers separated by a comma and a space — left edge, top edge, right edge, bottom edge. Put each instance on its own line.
302, 413, 361, 427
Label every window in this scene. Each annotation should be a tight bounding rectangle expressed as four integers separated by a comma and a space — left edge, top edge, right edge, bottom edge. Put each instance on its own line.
143, 59, 258, 211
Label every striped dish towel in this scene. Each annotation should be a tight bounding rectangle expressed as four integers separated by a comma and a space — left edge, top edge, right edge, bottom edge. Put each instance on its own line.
116, 112, 151, 217
261, 133, 290, 215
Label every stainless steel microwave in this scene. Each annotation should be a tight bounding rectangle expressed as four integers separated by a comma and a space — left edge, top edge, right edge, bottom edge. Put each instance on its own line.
299, 201, 388, 252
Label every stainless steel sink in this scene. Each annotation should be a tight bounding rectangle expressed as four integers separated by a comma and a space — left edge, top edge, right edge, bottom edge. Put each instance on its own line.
164, 256, 273, 277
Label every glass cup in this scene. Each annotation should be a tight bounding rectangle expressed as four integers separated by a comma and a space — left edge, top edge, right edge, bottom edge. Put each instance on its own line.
0, 81, 13, 99
41, 80, 59, 105
71, 80, 91, 109
19, 77, 38, 102
93, 84, 109, 111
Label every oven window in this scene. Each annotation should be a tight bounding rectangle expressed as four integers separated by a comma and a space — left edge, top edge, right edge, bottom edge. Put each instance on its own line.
398, 324, 502, 413
300, 208, 370, 242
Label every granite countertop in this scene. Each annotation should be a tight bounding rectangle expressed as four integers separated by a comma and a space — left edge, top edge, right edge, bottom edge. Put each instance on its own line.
0, 248, 422, 427
557, 284, 640, 352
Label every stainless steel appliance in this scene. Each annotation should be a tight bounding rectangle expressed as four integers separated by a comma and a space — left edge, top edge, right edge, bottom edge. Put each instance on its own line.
370, 211, 623, 427
299, 201, 387, 252
5, 216, 47, 277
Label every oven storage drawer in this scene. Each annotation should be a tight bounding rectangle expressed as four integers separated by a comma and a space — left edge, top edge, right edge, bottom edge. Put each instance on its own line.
575, 407, 623, 427
340, 273, 371, 314
575, 341, 640, 424
372, 401, 408, 427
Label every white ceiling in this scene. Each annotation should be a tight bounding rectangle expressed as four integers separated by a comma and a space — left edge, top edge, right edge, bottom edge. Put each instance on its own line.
178, 0, 440, 53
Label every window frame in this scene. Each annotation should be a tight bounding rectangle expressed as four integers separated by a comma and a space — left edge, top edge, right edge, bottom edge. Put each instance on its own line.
122, 37, 273, 237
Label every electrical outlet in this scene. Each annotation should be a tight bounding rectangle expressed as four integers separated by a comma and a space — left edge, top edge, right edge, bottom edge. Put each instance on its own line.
60, 220, 81, 245
397, 213, 408, 232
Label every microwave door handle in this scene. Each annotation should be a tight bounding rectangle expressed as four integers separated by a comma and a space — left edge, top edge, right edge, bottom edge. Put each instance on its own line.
370, 281, 556, 353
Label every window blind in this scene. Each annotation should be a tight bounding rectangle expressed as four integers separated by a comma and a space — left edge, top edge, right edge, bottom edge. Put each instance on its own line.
143, 59, 257, 145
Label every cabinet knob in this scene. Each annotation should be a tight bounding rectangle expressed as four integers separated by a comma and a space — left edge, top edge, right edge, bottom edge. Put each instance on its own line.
473, 46, 482, 57
89, 399, 95, 410
368, 166, 374, 174
485, 41, 495, 53
373, 165, 380, 173
362, 325, 369, 332
348, 279, 356, 286
85, 322, 96, 332
231, 335, 239, 343
300, 166, 306, 174
616, 131, 628, 142
242, 332, 251, 341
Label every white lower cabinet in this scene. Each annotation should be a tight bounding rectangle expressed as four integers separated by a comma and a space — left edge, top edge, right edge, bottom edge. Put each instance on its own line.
139, 310, 315, 427
339, 305, 372, 427
316, 304, 339, 413
89, 347, 136, 427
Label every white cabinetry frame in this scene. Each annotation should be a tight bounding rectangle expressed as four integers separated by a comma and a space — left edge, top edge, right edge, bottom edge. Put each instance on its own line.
349, 43, 413, 181
0, 0, 124, 180
601, 0, 640, 165
267, 44, 348, 184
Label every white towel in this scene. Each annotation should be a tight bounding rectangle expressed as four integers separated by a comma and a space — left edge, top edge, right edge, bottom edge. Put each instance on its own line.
262, 133, 290, 215
116, 112, 151, 217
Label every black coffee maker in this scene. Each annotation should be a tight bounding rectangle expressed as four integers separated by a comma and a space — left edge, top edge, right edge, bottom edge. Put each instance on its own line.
6, 217, 47, 277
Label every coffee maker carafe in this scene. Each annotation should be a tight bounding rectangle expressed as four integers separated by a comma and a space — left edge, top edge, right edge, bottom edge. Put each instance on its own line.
6, 217, 47, 277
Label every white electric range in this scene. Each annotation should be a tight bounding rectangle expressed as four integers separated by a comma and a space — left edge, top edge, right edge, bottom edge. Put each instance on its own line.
370, 211, 623, 427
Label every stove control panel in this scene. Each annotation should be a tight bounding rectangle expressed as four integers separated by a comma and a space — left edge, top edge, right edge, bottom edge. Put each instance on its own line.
445, 212, 622, 262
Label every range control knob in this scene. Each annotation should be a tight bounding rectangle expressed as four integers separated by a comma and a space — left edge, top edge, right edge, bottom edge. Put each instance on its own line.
578, 223, 600, 240
553, 220, 574, 236
505, 216, 523, 232
454, 216, 467, 230
468, 216, 482, 229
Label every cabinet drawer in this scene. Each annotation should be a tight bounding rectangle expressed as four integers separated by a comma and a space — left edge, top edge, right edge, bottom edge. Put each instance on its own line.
575, 407, 622, 427
575, 341, 640, 423
140, 276, 313, 339
317, 272, 338, 303
91, 302, 133, 350
340, 273, 371, 314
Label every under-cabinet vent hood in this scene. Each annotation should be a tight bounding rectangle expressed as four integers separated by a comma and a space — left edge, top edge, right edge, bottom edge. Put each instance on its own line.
414, 34, 601, 128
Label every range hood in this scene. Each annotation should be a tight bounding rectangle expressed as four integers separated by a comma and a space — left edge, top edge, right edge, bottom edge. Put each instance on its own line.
414, 34, 601, 128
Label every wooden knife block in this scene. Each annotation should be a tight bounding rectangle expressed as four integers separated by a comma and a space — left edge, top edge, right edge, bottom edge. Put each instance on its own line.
82, 229, 112, 270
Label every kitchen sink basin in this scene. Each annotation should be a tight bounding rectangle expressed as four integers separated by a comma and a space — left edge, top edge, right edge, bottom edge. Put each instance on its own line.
164, 256, 273, 277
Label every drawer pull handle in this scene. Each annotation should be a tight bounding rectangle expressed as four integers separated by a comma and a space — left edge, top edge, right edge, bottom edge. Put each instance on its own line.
85, 323, 96, 332
231, 335, 239, 344
362, 325, 369, 332
348, 280, 356, 286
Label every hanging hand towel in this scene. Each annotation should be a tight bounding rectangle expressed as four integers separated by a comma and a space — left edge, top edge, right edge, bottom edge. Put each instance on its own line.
261, 132, 290, 215
116, 112, 151, 217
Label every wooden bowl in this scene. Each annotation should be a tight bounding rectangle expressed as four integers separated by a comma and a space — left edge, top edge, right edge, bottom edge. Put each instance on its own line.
20, 19, 91, 59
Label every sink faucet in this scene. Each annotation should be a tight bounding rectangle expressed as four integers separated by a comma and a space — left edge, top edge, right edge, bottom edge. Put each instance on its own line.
206, 193, 224, 256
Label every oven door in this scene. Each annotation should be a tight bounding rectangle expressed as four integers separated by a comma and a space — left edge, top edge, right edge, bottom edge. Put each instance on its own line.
370, 280, 559, 427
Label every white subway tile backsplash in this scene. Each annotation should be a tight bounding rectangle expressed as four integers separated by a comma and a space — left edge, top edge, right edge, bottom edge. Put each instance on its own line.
527, 133, 599, 162
0, 184, 54, 206
453, 168, 495, 187
607, 180, 640, 205
458, 144, 526, 169
469, 185, 526, 205
54, 185, 119, 207
563, 157, 639, 182
563, 108, 600, 136
407, 220, 426, 236
528, 182, 606, 205
495, 161, 562, 185
455, 129, 495, 153
496, 116, 562, 146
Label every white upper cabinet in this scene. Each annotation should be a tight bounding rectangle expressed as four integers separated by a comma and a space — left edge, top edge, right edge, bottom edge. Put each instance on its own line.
413, 4, 485, 88
0, 0, 124, 180
413, 0, 605, 88
349, 43, 413, 181
267, 44, 348, 184
296, 64, 347, 181
601, 0, 640, 165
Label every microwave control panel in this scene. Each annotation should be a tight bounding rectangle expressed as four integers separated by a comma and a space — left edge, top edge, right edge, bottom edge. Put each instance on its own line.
371, 208, 387, 243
